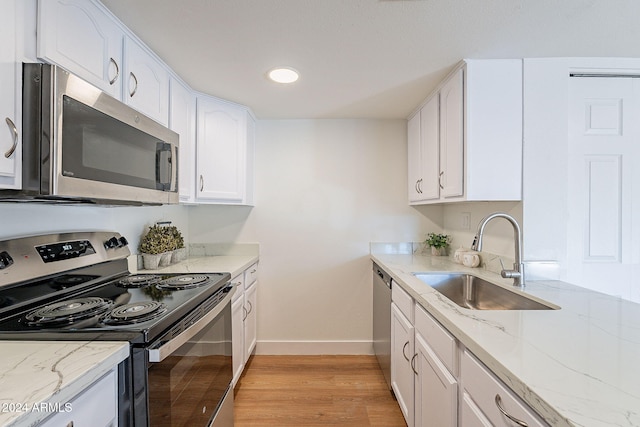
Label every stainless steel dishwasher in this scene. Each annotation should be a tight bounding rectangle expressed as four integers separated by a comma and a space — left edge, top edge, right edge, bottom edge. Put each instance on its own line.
372, 262, 392, 390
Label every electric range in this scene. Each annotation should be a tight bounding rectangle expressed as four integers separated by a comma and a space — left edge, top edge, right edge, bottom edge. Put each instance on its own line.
0, 231, 235, 427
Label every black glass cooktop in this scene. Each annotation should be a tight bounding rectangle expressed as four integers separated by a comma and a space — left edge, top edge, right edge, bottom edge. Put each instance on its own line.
0, 261, 230, 343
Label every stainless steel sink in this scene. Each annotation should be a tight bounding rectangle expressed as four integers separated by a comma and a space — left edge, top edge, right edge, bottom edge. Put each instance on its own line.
413, 273, 557, 310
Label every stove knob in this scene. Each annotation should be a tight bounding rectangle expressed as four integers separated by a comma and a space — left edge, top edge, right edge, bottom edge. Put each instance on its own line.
0, 251, 14, 269
104, 237, 119, 249
118, 236, 129, 247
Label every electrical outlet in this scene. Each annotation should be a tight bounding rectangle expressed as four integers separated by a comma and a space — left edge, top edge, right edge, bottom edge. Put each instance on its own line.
461, 212, 471, 230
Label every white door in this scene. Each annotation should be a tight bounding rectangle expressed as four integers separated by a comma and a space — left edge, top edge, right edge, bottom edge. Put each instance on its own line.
567, 76, 640, 302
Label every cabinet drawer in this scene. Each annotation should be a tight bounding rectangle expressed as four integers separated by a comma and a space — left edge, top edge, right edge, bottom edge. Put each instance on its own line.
414, 303, 457, 375
461, 350, 548, 427
245, 262, 259, 288
392, 283, 413, 323
231, 273, 244, 303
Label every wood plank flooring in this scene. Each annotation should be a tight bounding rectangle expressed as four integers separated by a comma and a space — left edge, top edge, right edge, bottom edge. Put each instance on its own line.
233, 355, 406, 426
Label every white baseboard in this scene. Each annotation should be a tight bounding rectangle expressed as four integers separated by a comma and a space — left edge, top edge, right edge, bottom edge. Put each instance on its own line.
255, 340, 374, 355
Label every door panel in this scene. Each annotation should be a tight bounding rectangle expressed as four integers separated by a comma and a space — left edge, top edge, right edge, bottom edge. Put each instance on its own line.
568, 77, 640, 301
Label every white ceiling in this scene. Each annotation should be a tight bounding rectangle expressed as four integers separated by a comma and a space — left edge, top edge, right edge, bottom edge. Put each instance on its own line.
101, 0, 640, 119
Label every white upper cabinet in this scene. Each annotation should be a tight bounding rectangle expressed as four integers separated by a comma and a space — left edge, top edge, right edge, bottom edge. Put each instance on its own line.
169, 77, 196, 202
38, 0, 169, 125
196, 96, 254, 205
37, 0, 123, 99
123, 36, 169, 126
0, 0, 20, 187
408, 59, 522, 205
33, 0, 255, 205
408, 94, 439, 202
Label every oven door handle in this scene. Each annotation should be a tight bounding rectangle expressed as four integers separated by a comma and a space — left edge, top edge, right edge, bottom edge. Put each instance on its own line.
148, 286, 236, 363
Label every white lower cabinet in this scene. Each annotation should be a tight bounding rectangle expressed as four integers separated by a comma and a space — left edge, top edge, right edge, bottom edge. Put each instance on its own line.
39, 369, 117, 427
461, 349, 548, 427
231, 261, 259, 387
413, 304, 458, 427
391, 302, 415, 426
231, 272, 246, 386
388, 279, 548, 427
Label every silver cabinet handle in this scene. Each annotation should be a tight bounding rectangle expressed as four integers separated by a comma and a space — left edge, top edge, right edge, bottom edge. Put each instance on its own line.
439, 171, 444, 189
66, 421, 74, 427
250, 269, 257, 274
246, 300, 253, 315
415, 180, 420, 194
495, 394, 528, 427
242, 306, 248, 321
410, 353, 418, 375
109, 57, 119, 85
402, 341, 410, 362
4, 117, 18, 158
129, 72, 138, 97
199, 174, 204, 191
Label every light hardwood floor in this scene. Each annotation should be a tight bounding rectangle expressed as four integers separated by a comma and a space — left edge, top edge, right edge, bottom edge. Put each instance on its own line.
233, 355, 406, 426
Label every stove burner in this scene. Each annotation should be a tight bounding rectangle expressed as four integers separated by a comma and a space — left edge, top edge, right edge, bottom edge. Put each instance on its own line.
24, 297, 113, 327
102, 301, 167, 325
117, 274, 163, 288
157, 274, 211, 290
50, 274, 99, 290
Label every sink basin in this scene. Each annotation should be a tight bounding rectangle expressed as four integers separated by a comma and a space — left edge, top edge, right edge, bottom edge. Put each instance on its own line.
413, 273, 557, 310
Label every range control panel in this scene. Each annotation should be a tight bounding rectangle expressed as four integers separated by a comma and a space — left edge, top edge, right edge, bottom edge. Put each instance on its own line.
36, 240, 96, 263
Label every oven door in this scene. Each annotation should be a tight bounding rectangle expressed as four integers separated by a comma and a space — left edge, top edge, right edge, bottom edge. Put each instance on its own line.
147, 288, 234, 427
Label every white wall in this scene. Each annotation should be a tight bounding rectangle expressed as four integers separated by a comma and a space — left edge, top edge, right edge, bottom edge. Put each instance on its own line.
189, 119, 442, 354
0, 203, 189, 252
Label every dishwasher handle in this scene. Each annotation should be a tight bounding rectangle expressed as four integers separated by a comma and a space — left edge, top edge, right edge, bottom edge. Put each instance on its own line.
374, 266, 392, 289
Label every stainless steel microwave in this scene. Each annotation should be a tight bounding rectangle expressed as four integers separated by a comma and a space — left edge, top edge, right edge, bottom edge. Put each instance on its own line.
1, 63, 179, 205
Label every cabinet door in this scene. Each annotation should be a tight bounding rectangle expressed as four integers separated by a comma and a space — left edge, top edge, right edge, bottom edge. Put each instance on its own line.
461, 392, 493, 427
124, 36, 169, 125
407, 112, 422, 202
231, 289, 245, 387
391, 303, 415, 427
196, 97, 247, 203
414, 333, 457, 427
244, 281, 257, 362
420, 95, 440, 200
170, 77, 196, 202
439, 67, 464, 198
39, 369, 117, 427
37, 0, 123, 98
0, 0, 19, 184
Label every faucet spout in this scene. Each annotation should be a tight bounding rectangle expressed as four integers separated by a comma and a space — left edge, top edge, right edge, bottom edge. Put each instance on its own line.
470, 212, 525, 287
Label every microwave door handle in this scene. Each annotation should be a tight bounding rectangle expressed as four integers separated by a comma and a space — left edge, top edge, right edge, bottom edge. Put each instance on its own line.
156, 142, 172, 190
171, 143, 178, 192
148, 286, 235, 363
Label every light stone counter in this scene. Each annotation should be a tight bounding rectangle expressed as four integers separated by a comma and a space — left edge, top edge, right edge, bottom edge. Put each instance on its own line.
129, 244, 259, 279
0, 341, 129, 427
371, 253, 640, 427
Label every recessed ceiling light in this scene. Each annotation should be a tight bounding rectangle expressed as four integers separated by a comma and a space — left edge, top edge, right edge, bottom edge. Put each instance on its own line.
267, 67, 299, 84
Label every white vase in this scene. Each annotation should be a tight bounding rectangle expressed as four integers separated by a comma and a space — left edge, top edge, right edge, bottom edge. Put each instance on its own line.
159, 252, 173, 267
171, 247, 187, 263
431, 246, 446, 256
142, 253, 162, 270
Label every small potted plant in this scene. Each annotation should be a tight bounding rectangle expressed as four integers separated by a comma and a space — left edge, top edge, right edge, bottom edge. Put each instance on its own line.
167, 225, 187, 263
139, 224, 174, 269
424, 232, 451, 256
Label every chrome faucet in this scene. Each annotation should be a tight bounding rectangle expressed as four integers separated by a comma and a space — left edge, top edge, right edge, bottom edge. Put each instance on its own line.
470, 212, 525, 287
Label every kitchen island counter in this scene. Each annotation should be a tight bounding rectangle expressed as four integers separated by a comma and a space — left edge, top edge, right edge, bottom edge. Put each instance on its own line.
0, 341, 128, 427
371, 252, 640, 427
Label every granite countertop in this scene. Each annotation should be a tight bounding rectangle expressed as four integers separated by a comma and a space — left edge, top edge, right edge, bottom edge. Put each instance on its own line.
371, 253, 640, 427
0, 341, 129, 427
129, 253, 259, 279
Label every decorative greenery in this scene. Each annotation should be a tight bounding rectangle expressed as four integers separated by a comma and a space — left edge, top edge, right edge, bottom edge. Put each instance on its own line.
139, 223, 184, 254
424, 232, 451, 249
